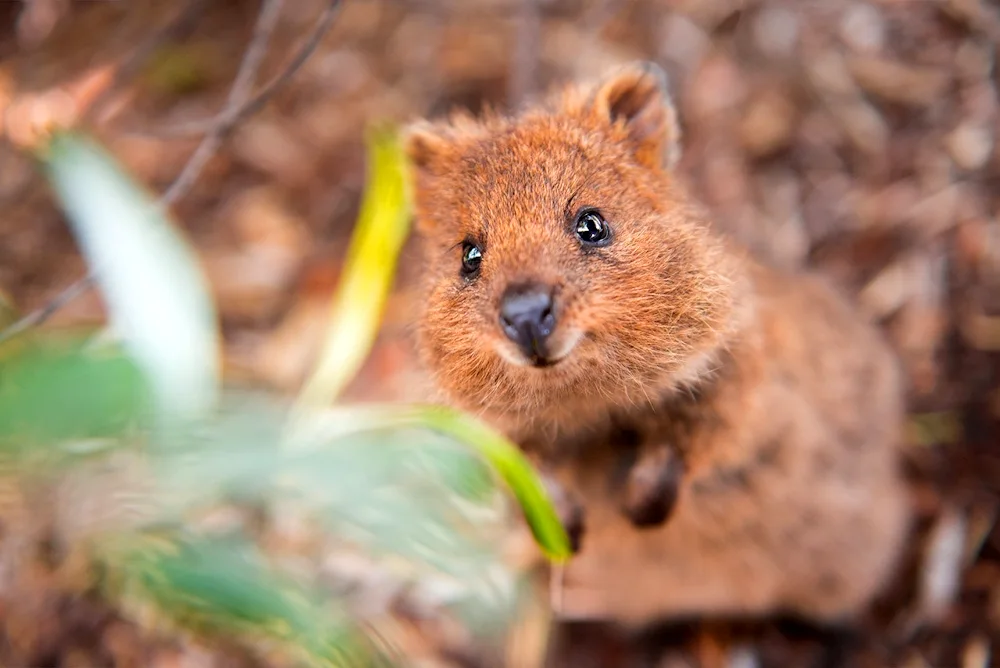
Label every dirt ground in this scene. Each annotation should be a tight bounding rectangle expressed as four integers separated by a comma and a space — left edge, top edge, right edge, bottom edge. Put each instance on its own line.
1, 0, 1000, 666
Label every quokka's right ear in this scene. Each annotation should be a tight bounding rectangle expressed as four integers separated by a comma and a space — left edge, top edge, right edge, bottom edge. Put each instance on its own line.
402, 120, 452, 174
401, 119, 464, 237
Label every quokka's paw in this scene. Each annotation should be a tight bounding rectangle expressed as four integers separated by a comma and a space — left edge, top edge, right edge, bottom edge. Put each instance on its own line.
620, 442, 684, 528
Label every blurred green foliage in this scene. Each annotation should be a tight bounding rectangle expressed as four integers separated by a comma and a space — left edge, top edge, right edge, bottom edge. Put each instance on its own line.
0, 339, 149, 448
0, 127, 569, 666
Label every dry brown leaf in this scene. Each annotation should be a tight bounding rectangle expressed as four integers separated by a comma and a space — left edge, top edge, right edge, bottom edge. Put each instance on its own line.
848, 56, 950, 107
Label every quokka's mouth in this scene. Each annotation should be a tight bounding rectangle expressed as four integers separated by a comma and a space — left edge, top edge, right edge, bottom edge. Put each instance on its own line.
495, 328, 583, 370
496, 345, 566, 369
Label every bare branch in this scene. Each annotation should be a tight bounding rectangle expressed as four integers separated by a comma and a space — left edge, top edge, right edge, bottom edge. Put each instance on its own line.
0, 0, 210, 210
161, 0, 286, 206
0, 0, 342, 342
146, 0, 343, 139
0, 274, 92, 345
507, 0, 541, 111
82, 0, 211, 126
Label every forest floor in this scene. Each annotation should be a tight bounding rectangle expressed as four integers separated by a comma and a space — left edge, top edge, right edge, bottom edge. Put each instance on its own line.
1, 0, 999, 666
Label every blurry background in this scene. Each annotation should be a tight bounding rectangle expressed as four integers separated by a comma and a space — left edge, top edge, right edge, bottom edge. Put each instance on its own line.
1, 0, 999, 666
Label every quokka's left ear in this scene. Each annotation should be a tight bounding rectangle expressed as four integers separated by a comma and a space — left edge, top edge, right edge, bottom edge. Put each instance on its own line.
588, 61, 682, 171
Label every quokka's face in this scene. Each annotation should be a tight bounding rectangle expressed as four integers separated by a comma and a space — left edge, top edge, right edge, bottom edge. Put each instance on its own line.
405, 62, 737, 420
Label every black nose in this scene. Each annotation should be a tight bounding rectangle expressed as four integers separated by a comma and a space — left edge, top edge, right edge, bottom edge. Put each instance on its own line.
499, 284, 556, 362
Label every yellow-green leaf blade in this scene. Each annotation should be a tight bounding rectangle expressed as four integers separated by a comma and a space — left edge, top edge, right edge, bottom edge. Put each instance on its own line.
295, 124, 412, 413
408, 406, 573, 563
294, 405, 573, 563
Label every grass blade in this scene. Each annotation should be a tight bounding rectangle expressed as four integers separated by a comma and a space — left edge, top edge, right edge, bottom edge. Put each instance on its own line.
39, 131, 221, 424
293, 405, 573, 563
103, 531, 397, 667
293, 124, 412, 415
402, 406, 573, 564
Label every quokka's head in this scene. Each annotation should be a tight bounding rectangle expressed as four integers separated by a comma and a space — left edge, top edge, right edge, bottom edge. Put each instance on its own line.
403, 62, 741, 431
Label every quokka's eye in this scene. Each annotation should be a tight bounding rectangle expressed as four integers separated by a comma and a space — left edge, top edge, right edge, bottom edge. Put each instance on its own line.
461, 243, 482, 276
575, 209, 612, 246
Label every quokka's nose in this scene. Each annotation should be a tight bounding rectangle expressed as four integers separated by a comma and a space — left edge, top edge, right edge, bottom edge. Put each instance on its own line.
499, 284, 556, 363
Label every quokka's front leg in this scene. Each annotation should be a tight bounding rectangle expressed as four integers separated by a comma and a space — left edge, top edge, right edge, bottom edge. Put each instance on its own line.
614, 433, 685, 528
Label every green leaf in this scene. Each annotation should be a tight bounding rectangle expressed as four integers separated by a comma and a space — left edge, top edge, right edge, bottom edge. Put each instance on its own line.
294, 124, 412, 414
405, 406, 573, 564
146, 402, 509, 579
292, 405, 573, 563
0, 337, 150, 452
103, 531, 398, 668
105, 397, 522, 624
39, 131, 221, 425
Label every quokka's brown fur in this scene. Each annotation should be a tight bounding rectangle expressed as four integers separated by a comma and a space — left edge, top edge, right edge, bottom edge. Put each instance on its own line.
403, 61, 912, 629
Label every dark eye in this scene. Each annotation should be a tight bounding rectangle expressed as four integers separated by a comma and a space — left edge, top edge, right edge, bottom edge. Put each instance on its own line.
461, 242, 482, 276
575, 209, 611, 245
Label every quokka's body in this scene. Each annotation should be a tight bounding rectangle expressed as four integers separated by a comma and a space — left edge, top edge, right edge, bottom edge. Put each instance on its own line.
403, 61, 911, 628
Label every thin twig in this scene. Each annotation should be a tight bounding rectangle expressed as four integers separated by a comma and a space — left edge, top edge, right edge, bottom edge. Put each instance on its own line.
81, 0, 211, 126
144, 0, 342, 139
0, 274, 92, 344
0, 0, 210, 210
508, 0, 541, 111
161, 0, 285, 206
0, 0, 342, 342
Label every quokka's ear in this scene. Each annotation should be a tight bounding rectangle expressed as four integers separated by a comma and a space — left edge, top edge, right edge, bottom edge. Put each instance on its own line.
589, 61, 682, 171
402, 120, 453, 174
401, 118, 469, 237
